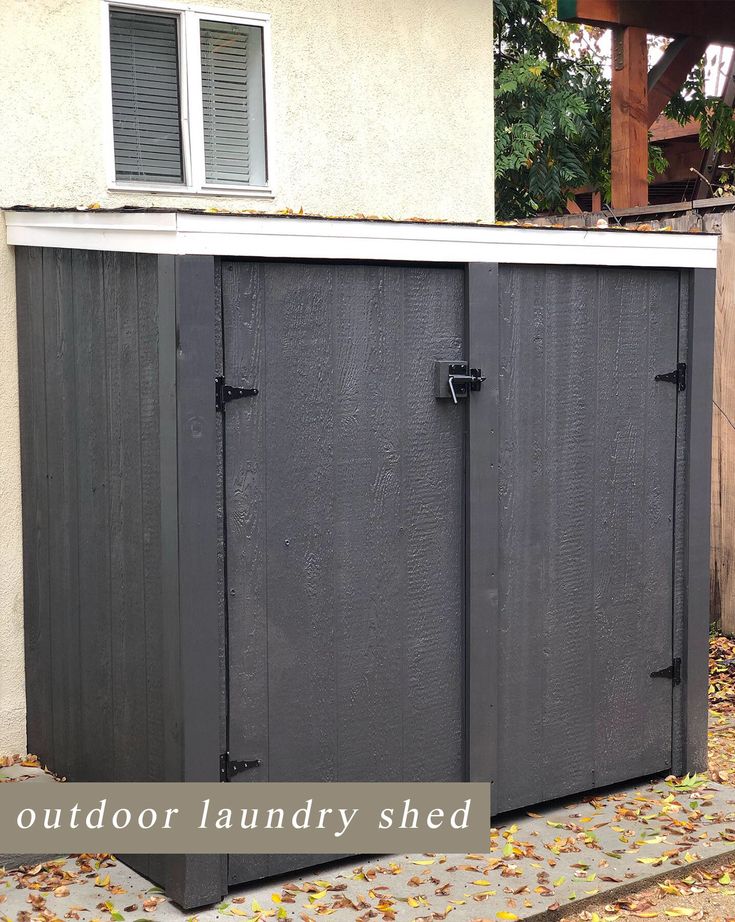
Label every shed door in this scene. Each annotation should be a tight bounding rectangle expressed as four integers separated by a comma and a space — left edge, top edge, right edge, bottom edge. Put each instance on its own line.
495, 265, 681, 813
222, 261, 468, 808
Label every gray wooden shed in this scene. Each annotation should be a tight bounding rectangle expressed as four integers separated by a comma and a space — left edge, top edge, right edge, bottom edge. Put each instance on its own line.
7, 210, 717, 909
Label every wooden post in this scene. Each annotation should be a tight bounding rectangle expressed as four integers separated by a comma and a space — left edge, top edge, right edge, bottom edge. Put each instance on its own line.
711, 214, 735, 635
611, 26, 649, 209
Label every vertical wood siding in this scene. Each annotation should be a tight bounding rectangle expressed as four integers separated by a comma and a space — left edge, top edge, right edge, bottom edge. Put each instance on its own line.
16, 247, 165, 784
495, 264, 681, 813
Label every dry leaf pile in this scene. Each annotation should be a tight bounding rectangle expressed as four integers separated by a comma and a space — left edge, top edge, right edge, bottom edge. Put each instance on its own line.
0, 855, 165, 922
0, 755, 42, 783
709, 636, 735, 781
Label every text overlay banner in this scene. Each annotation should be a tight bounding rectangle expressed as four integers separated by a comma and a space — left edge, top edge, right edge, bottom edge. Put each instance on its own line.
0, 783, 491, 853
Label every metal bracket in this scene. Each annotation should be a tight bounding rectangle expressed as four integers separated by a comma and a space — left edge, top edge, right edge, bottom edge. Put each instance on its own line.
655, 363, 686, 392
650, 657, 682, 685
220, 752, 261, 781
215, 376, 258, 412
435, 361, 486, 404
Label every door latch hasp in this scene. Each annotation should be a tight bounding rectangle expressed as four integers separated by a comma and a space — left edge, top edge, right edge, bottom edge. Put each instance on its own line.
435, 361, 486, 404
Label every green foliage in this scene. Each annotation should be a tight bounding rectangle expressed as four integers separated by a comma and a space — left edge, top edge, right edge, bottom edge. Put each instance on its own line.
495, 2, 735, 217
494, 0, 610, 219
665, 59, 735, 186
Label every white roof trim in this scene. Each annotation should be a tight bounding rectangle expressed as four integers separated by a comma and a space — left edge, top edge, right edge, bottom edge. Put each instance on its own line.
4, 210, 719, 269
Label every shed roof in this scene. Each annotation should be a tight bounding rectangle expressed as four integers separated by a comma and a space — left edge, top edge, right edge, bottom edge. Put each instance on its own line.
4, 208, 718, 269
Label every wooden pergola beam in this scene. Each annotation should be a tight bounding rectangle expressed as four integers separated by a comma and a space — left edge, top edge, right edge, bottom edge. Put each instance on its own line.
611, 26, 649, 209
647, 35, 709, 127
558, 0, 735, 43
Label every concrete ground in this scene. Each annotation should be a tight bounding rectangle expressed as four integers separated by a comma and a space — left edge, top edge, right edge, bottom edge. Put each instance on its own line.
2, 771, 735, 922
0, 761, 58, 871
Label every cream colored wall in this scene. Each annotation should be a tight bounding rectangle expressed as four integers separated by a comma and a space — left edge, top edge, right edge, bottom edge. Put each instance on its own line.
0, 0, 494, 753
0, 233, 25, 755
1, 0, 494, 219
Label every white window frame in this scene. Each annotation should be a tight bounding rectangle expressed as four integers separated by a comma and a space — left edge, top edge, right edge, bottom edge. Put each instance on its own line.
101, 0, 274, 197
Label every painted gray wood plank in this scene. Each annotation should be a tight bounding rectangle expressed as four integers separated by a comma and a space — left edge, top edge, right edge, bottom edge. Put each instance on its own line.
541, 267, 597, 800
214, 259, 228, 758
684, 268, 716, 771
401, 265, 465, 782
174, 255, 221, 786
465, 264, 499, 786
136, 254, 165, 784
264, 262, 338, 783
497, 265, 549, 809
42, 248, 82, 778
222, 259, 270, 885
102, 252, 149, 781
496, 265, 679, 813
592, 268, 678, 785
71, 249, 114, 780
672, 271, 690, 776
330, 265, 404, 782
16, 247, 54, 766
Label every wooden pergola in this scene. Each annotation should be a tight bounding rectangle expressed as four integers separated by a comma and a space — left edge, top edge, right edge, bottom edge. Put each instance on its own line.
558, 0, 735, 208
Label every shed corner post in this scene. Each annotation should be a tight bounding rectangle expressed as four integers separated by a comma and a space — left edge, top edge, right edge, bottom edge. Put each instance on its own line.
681, 267, 716, 774
167, 254, 227, 908
465, 263, 499, 804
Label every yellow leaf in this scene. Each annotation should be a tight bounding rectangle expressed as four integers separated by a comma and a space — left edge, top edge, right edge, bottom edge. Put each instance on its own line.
720, 872, 731, 885
497, 913, 519, 920
271, 894, 281, 904
413, 859, 435, 865
664, 909, 695, 917
252, 901, 263, 913
472, 880, 493, 886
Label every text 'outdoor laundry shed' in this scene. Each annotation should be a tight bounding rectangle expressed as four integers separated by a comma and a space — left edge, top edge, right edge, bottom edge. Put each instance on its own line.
6, 210, 717, 909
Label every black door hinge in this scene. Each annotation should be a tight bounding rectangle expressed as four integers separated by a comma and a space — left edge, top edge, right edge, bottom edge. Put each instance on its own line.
651, 657, 682, 685
655, 362, 686, 392
220, 752, 261, 781
215, 376, 258, 412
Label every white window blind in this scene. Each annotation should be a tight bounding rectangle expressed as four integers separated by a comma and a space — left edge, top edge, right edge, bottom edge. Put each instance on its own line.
109, 9, 184, 183
199, 19, 266, 186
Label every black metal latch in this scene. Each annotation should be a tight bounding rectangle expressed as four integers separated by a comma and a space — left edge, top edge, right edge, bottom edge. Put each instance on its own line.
435, 361, 486, 404
215, 376, 258, 412
651, 657, 682, 685
655, 363, 686, 392
220, 752, 261, 781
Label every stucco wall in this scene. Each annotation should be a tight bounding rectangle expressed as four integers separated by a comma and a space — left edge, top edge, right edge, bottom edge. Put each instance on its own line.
0, 0, 494, 753
1, 0, 494, 220
0, 233, 24, 755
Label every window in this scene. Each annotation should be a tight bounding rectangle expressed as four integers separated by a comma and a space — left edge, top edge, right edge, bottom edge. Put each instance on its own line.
105, 2, 270, 193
